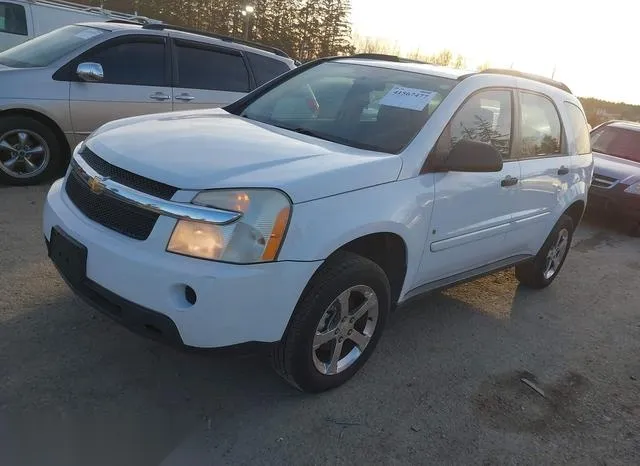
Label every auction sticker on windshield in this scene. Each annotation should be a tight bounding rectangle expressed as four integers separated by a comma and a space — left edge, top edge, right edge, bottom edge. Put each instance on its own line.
378, 86, 437, 111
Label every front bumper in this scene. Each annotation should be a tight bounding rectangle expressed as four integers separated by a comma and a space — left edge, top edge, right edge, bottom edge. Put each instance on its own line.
588, 184, 640, 222
43, 178, 322, 348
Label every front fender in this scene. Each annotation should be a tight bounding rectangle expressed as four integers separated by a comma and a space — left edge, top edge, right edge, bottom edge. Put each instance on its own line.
279, 177, 435, 297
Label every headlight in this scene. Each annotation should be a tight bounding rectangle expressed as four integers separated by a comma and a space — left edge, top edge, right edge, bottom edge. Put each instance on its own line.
624, 182, 640, 195
167, 189, 291, 263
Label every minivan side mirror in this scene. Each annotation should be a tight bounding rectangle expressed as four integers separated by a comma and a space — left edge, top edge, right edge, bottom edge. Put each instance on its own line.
76, 62, 104, 82
444, 139, 503, 172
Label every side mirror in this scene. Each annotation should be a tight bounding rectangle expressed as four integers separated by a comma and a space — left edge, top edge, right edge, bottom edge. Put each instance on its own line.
76, 62, 104, 82
445, 139, 503, 172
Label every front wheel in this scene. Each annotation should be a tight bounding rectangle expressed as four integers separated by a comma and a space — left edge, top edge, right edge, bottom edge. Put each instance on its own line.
0, 116, 62, 185
272, 251, 390, 392
515, 214, 574, 289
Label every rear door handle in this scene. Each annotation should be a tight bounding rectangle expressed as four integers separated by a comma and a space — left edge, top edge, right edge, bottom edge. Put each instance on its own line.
175, 93, 195, 102
149, 92, 170, 101
557, 166, 569, 175
501, 175, 518, 187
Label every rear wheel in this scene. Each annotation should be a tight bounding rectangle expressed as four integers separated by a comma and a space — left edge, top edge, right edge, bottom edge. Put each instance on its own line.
515, 214, 574, 289
0, 116, 62, 185
272, 251, 390, 392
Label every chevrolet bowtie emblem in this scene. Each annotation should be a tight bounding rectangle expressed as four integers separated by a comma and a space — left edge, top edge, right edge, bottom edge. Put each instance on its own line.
87, 176, 106, 194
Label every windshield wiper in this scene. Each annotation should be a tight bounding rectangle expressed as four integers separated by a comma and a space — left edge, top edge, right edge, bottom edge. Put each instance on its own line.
243, 116, 388, 153
277, 125, 386, 152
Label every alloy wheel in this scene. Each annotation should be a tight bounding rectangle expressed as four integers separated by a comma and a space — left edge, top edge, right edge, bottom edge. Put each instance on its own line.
0, 129, 50, 179
544, 228, 569, 279
312, 285, 379, 376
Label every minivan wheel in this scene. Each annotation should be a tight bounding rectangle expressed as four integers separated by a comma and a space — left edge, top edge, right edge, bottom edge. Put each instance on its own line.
0, 116, 62, 185
515, 214, 574, 289
272, 251, 390, 393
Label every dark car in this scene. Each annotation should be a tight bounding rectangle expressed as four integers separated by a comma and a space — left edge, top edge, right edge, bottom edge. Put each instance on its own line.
589, 120, 640, 235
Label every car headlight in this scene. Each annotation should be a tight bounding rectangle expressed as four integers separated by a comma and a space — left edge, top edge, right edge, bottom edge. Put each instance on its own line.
167, 189, 291, 263
624, 182, 640, 195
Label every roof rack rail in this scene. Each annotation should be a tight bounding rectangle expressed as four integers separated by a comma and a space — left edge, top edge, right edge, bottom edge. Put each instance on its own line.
142, 24, 290, 58
106, 19, 150, 25
461, 68, 572, 94
350, 53, 427, 64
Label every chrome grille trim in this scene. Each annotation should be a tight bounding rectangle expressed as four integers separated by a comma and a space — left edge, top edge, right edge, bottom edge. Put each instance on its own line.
72, 154, 242, 225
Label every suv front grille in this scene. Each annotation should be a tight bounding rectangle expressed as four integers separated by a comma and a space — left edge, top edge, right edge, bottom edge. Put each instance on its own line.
591, 174, 617, 189
65, 168, 160, 240
80, 147, 178, 200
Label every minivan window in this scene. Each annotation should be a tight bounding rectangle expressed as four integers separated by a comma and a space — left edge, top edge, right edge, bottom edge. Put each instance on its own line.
591, 126, 640, 163
81, 39, 165, 86
519, 92, 562, 158
175, 42, 250, 92
239, 62, 457, 154
0, 2, 27, 35
564, 102, 591, 155
246, 52, 291, 86
0, 25, 104, 68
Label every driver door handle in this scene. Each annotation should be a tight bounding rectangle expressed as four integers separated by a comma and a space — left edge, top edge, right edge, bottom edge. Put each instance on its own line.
501, 175, 518, 187
149, 92, 170, 101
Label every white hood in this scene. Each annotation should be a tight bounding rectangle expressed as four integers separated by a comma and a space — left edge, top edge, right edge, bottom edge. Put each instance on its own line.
86, 109, 402, 203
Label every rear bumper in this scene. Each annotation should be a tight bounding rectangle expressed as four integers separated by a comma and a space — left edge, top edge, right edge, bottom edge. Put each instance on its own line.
588, 185, 640, 222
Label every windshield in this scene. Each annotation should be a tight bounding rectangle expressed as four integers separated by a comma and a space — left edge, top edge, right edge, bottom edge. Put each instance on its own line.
239, 62, 457, 154
591, 125, 640, 163
0, 25, 105, 68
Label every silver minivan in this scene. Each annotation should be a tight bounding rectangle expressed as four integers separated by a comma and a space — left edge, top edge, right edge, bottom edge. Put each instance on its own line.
0, 21, 296, 185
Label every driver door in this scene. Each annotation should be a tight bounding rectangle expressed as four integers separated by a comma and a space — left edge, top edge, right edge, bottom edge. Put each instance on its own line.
67, 36, 172, 145
416, 88, 522, 284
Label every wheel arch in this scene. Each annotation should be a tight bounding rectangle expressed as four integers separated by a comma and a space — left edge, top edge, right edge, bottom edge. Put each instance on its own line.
0, 108, 71, 160
564, 199, 586, 228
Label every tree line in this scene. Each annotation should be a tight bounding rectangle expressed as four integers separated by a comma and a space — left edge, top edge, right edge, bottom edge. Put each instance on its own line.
80, 1, 638, 115
580, 98, 640, 126
78, 0, 354, 60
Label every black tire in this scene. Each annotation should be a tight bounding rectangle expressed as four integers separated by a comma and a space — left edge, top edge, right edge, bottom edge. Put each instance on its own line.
0, 116, 63, 186
272, 251, 390, 393
515, 214, 574, 289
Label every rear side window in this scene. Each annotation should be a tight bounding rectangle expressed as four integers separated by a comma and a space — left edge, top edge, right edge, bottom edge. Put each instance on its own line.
246, 52, 291, 86
0, 2, 27, 35
519, 92, 562, 158
591, 126, 640, 163
434, 89, 513, 159
83, 39, 165, 86
175, 42, 250, 92
564, 102, 591, 155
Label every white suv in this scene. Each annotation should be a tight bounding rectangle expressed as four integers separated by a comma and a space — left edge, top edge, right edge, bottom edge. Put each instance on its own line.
43, 56, 594, 392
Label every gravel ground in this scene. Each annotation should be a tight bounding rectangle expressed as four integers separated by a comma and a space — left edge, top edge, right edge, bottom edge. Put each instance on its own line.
1, 183, 639, 466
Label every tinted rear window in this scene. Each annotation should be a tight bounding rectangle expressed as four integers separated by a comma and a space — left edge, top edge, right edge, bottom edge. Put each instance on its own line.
591, 126, 640, 163
175, 42, 250, 92
246, 52, 291, 86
